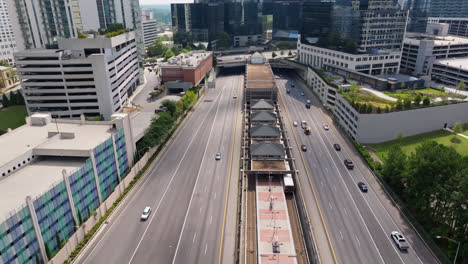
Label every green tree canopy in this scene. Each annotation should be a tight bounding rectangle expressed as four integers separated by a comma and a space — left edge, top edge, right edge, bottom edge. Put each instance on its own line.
163, 49, 175, 60
162, 100, 177, 117
0, 60, 10, 67
382, 145, 407, 193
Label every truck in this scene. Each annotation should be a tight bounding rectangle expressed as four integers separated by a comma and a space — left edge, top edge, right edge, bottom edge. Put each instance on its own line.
304, 127, 311, 135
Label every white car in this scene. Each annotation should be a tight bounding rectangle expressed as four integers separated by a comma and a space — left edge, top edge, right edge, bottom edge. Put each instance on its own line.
391, 231, 409, 250
293, 121, 298, 127
215, 153, 221, 160
301, 92, 305, 96
141, 206, 151, 221
323, 125, 330, 130
233, 94, 237, 98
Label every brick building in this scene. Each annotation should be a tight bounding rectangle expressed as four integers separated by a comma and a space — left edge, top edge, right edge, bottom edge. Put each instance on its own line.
161, 51, 213, 92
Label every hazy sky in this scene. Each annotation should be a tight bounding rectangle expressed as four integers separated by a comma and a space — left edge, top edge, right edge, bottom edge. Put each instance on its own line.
139, 0, 192, 5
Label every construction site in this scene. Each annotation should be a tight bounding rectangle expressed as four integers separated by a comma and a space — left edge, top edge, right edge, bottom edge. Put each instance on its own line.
239, 53, 313, 264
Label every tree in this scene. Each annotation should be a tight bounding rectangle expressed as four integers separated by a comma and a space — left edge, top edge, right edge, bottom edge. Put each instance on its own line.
396, 99, 403, 110
366, 104, 373, 113
404, 98, 412, 109
377, 106, 381, 113
359, 103, 367, 113
171, 46, 180, 56
455, 80, 465, 94
414, 93, 422, 106
288, 50, 292, 56
198, 43, 206, 50
422, 96, 431, 106
1, 94, 9, 107
271, 52, 277, 58
280, 50, 284, 56
216, 31, 231, 50
45, 242, 51, 259
0, 60, 9, 67
163, 49, 175, 61
385, 105, 390, 113
381, 144, 407, 193
77, 210, 83, 225
147, 41, 168, 57
35, 254, 41, 264
453, 121, 463, 134
412, 83, 419, 90
162, 99, 177, 117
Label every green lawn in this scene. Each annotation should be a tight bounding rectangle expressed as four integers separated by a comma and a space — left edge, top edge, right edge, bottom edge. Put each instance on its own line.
384, 88, 467, 101
0, 105, 28, 131
367, 129, 468, 161
342, 90, 395, 109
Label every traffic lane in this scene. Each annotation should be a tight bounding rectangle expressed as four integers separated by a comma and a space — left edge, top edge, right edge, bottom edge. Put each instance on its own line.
81, 88, 223, 264
294, 74, 433, 263
172, 75, 239, 264
133, 69, 159, 106
281, 85, 387, 264
128, 85, 225, 263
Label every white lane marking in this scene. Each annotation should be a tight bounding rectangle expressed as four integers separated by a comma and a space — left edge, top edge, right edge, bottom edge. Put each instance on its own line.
81, 87, 216, 264
214, 192, 217, 200
204, 244, 208, 255
355, 234, 361, 247
126, 89, 224, 264
344, 207, 348, 216
171, 85, 225, 264
334, 185, 337, 192
283, 86, 388, 264
200, 207, 202, 214
210, 215, 213, 225
329, 202, 333, 210
193, 233, 197, 243
321, 181, 324, 187
325, 167, 329, 172
217, 174, 219, 180
204, 186, 207, 193
340, 231, 344, 240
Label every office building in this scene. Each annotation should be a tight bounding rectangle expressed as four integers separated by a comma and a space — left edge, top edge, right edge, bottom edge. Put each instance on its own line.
7, 0, 142, 50
400, 31, 468, 76
161, 51, 213, 92
428, 17, 468, 37
0, 112, 135, 264
141, 13, 158, 48
431, 58, 468, 86
15, 31, 141, 120
0, 0, 17, 64
298, 0, 407, 75
405, 0, 431, 32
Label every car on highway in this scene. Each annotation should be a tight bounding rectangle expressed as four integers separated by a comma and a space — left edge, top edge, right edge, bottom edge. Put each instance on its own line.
301, 121, 307, 128
391, 231, 409, 250
293, 121, 298, 127
287, 89, 290, 93
301, 144, 307, 151
344, 159, 354, 169
305, 103, 311, 109
323, 124, 329, 130
306, 99, 311, 104
215, 153, 221, 160
300, 92, 305, 96
233, 94, 237, 98
291, 83, 295, 87
141, 206, 152, 221
357, 182, 368, 192
333, 143, 341, 151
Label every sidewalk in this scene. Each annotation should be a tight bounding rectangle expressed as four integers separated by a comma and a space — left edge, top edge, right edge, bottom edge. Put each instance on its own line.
361, 87, 397, 102
127, 70, 149, 105
444, 127, 468, 139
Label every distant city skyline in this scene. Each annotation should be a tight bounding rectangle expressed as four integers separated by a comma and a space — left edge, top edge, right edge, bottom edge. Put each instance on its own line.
140, 0, 192, 5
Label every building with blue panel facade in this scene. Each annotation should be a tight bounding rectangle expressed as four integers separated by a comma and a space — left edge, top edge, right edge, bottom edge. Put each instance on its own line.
0, 113, 135, 263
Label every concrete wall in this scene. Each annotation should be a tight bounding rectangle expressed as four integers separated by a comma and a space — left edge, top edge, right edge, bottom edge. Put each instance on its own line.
356, 102, 468, 143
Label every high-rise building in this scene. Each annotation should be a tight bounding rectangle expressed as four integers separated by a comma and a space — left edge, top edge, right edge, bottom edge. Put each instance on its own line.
7, 0, 142, 50
141, 9, 159, 48
0, 0, 17, 64
298, 0, 407, 75
15, 32, 141, 120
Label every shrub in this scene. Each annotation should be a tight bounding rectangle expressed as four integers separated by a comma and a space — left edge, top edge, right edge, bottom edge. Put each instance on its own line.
377, 106, 381, 113
423, 96, 431, 106
450, 136, 461, 144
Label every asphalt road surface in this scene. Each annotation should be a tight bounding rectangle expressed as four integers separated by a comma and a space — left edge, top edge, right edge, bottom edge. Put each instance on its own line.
275, 72, 438, 264
80, 73, 242, 264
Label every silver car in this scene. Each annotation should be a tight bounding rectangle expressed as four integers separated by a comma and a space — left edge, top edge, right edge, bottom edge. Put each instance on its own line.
141, 206, 151, 221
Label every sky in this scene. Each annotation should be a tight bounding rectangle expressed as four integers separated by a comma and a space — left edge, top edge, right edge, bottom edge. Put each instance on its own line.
139, 0, 193, 5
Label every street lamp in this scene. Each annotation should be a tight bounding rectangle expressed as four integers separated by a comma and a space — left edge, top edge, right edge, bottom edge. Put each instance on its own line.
436, 235, 461, 264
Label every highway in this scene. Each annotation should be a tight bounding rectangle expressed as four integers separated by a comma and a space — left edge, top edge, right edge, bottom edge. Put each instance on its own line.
275, 72, 438, 264
79, 73, 242, 264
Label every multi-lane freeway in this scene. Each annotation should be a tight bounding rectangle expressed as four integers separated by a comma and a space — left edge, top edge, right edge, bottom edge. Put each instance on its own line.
79, 73, 242, 264
275, 72, 438, 264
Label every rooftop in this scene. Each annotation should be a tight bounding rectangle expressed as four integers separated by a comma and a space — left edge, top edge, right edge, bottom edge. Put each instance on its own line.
251, 99, 275, 110
251, 111, 277, 122
246, 64, 276, 90
0, 114, 115, 167
0, 157, 86, 218
435, 57, 468, 71
405, 32, 468, 46
162, 50, 212, 69
251, 125, 281, 138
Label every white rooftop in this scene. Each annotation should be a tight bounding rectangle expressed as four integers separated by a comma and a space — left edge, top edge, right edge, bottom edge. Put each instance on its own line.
405, 33, 468, 46
162, 50, 212, 69
0, 157, 85, 219
0, 115, 115, 167
435, 57, 468, 71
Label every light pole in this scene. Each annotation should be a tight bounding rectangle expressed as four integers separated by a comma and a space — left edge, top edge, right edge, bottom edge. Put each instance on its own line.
436, 235, 461, 264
